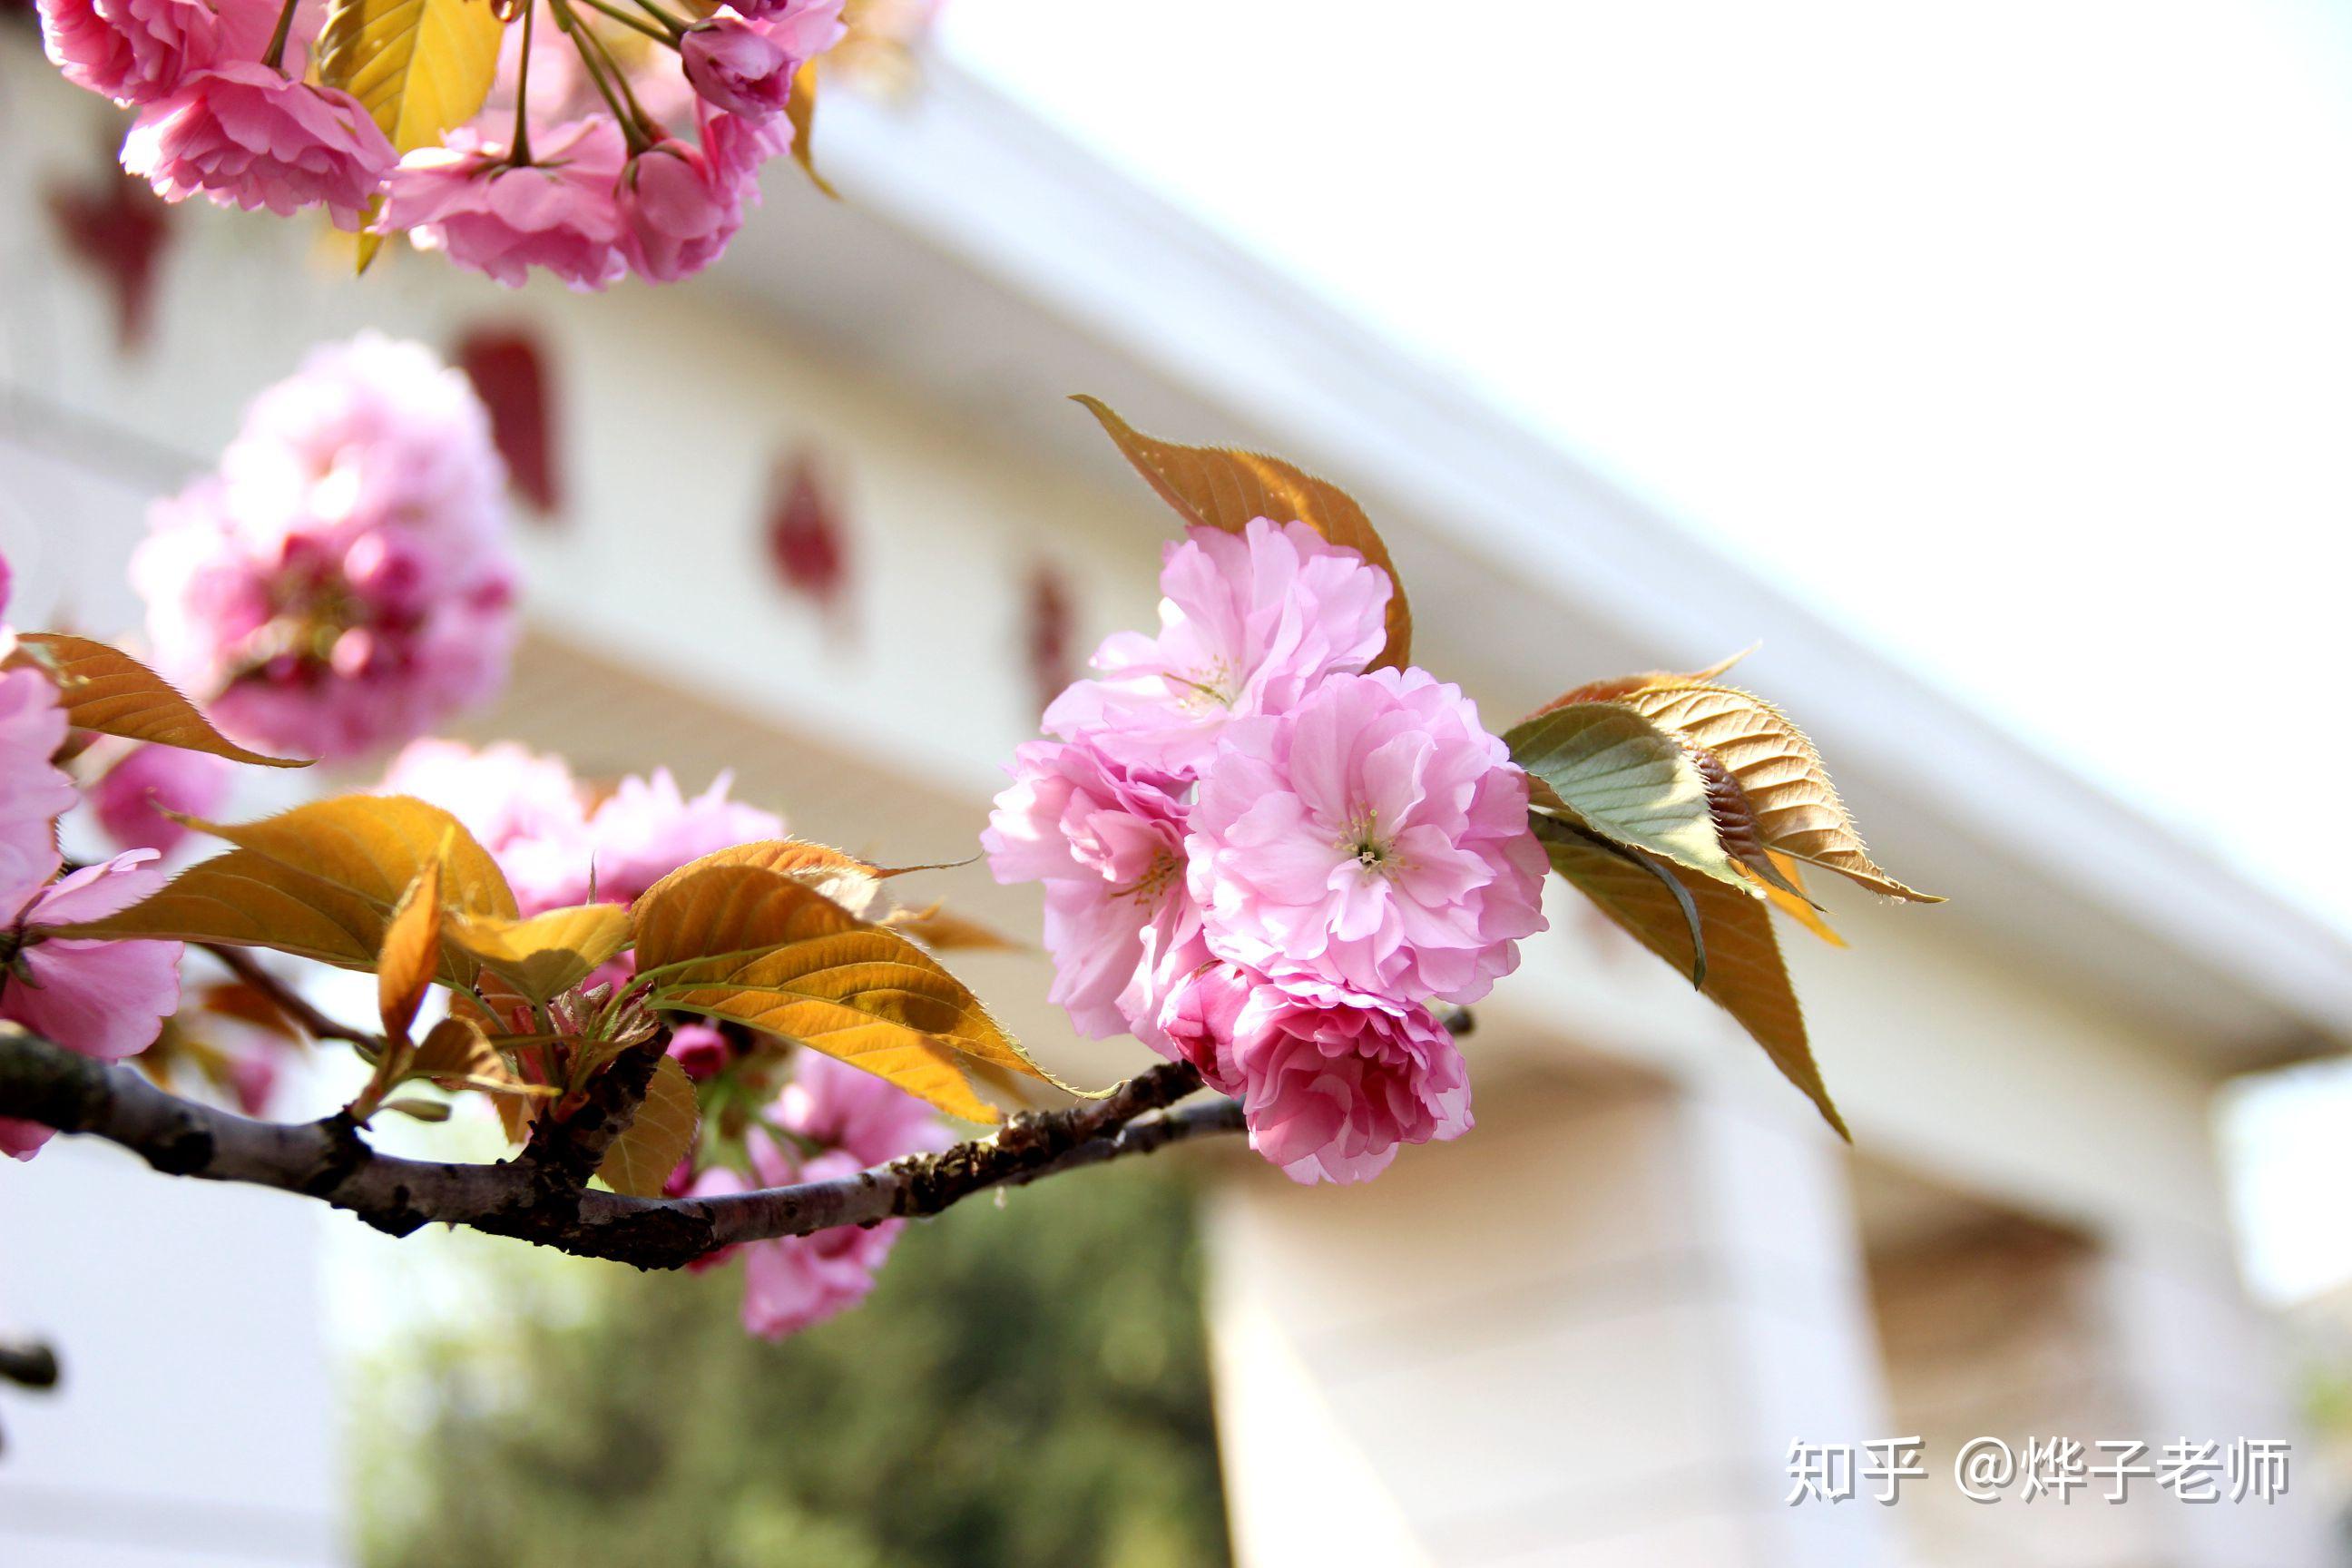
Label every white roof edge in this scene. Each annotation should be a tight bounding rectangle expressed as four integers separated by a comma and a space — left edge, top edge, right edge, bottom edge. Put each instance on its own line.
806, 63, 2351, 1052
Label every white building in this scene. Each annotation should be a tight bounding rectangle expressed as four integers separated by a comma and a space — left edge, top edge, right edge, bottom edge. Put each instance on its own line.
4, 35, 2349, 1568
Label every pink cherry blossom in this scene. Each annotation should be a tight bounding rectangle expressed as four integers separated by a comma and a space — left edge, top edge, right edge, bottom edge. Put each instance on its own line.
1044, 520, 1391, 779
378, 742, 781, 919
690, 1141, 901, 1339
729, 0, 844, 54
377, 119, 631, 290
681, 14, 797, 119
1187, 666, 1547, 1004
1223, 974, 1470, 1185
38, 0, 272, 105
665, 1022, 734, 1082
122, 62, 397, 229
615, 138, 754, 284
775, 1048, 947, 1169
0, 667, 77, 904
1153, 958, 1251, 1092
983, 737, 1197, 1041
380, 739, 585, 858
87, 743, 232, 856
573, 769, 785, 908
132, 334, 518, 760
1, 850, 184, 1073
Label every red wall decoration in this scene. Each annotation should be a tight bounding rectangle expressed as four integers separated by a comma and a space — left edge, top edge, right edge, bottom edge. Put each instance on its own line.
455, 328, 563, 517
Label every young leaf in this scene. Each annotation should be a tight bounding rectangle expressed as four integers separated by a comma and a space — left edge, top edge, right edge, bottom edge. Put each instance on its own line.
53, 795, 516, 975
446, 904, 632, 1004
879, 903, 1025, 952
1537, 819, 1847, 1140
636, 863, 1027, 1123
1529, 650, 1754, 712
1607, 684, 1938, 902
411, 1014, 535, 1095
377, 856, 445, 1045
382, 1096, 452, 1122
596, 1054, 700, 1199
14, 633, 308, 766
1504, 703, 1749, 888
785, 60, 838, 198
635, 839, 887, 920
319, 0, 506, 157
1742, 852, 1847, 948
187, 795, 518, 918
1071, 397, 1413, 670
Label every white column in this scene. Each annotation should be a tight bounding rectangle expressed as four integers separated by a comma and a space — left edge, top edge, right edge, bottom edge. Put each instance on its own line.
1204, 1073, 1909, 1568
0, 1139, 342, 1568
2092, 1224, 2337, 1568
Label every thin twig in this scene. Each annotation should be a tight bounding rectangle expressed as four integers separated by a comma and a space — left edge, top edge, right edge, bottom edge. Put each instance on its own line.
201, 945, 380, 1051
0, 1029, 1234, 1271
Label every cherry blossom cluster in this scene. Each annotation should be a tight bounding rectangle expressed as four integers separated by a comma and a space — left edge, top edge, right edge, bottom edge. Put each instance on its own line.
682, 1049, 946, 1338
383, 738, 780, 916
0, 558, 187, 1160
985, 521, 1549, 1185
133, 333, 518, 763
37, 0, 848, 287
385, 737, 941, 1336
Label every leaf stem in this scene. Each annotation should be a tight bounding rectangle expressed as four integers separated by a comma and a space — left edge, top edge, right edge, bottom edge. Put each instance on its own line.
261, 0, 304, 73
580, 0, 679, 46
628, 0, 693, 36
510, 0, 537, 166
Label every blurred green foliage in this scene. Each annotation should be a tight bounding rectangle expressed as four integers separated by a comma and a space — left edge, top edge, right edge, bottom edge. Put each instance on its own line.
353, 1164, 1230, 1568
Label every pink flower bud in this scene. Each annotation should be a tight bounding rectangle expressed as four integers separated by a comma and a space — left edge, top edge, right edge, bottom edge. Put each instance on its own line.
681, 15, 794, 119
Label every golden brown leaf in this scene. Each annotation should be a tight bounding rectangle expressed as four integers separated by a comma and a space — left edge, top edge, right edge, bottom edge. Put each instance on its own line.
196, 980, 306, 1044
596, 1054, 700, 1198
55, 795, 516, 976
1529, 649, 1754, 714
635, 838, 886, 920
878, 902, 1025, 952
1071, 397, 1412, 670
15, 633, 308, 766
1539, 822, 1847, 1139
636, 862, 1033, 1122
376, 856, 444, 1044
447, 903, 632, 1004
785, 59, 838, 198
1608, 684, 1937, 902
319, 0, 505, 153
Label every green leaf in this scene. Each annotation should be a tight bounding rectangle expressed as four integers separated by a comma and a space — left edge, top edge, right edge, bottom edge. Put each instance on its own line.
596, 1055, 700, 1199
1536, 818, 1847, 1139
14, 633, 308, 767
1504, 701, 1749, 888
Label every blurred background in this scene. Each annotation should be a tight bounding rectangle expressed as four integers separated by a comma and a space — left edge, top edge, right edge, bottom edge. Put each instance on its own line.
4, 3, 2351, 1565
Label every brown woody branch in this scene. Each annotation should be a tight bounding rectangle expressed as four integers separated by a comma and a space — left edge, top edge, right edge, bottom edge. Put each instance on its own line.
201, 944, 381, 1050
0, 1028, 1240, 1271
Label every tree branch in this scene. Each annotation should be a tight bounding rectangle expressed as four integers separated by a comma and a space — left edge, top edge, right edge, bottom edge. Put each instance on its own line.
0, 1028, 1240, 1271
201, 944, 380, 1051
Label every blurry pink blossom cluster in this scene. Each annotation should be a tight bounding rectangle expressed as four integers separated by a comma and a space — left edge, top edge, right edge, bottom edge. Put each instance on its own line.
133, 334, 518, 762
384, 735, 941, 1336
0, 557, 186, 1161
381, 738, 781, 916
985, 521, 1549, 1185
37, 0, 848, 287
684, 1050, 946, 1338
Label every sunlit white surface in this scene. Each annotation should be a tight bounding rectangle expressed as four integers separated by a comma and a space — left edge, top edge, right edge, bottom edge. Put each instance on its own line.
936, 0, 2352, 938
